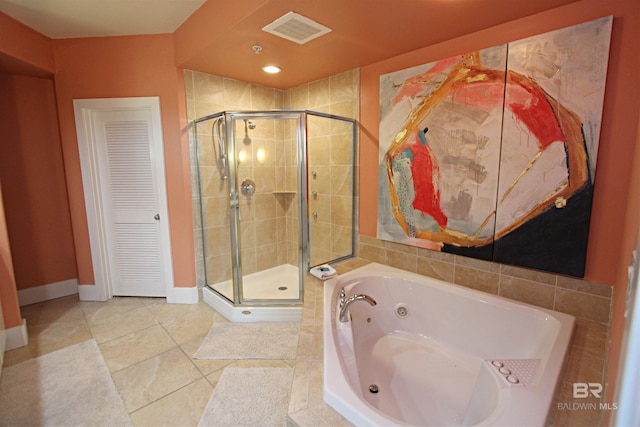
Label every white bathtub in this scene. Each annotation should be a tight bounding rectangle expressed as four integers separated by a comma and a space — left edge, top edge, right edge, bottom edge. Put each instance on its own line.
323, 263, 575, 426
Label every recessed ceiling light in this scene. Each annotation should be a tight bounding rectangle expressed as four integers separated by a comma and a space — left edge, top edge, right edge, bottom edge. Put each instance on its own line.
262, 65, 281, 74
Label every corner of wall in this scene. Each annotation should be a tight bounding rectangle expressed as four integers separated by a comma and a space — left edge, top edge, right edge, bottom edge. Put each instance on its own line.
167, 285, 199, 304
77, 283, 108, 302
4, 318, 28, 351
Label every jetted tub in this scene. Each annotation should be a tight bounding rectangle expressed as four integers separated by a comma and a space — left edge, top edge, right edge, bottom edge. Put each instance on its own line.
323, 263, 575, 426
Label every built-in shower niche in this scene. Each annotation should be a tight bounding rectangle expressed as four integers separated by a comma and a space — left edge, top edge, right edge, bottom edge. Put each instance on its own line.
191, 110, 357, 322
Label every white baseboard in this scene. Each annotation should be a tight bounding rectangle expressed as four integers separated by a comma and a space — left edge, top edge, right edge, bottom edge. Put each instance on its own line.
78, 283, 108, 301
14, 280, 198, 305
17, 279, 78, 306
167, 285, 199, 304
5, 319, 28, 351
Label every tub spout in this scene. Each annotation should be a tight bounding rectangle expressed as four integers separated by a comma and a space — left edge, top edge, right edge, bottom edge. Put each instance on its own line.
339, 293, 376, 322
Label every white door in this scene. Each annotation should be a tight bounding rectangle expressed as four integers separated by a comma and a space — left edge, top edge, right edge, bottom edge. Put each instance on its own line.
74, 97, 173, 298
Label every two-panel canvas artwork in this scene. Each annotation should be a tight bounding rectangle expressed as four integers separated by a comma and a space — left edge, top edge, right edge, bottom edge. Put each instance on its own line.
377, 16, 613, 277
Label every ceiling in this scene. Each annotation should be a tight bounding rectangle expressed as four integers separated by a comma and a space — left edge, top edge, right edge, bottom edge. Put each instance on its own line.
0, 0, 208, 38
0, 0, 582, 89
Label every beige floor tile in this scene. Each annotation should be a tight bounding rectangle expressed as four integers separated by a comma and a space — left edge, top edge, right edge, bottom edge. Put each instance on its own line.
88, 306, 158, 343
99, 325, 177, 372
144, 301, 213, 324
308, 360, 325, 407
3, 319, 92, 367
129, 378, 213, 427
112, 347, 203, 412
288, 361, 311, 413
20, 295, 85, 327
205, 368, 225, 388
159, 317, 214, 346
228, 359, 293, 369
152, 304, 216, 345
81, 297, 149, 323
310, 403, 353, 426
311, 327, 324, 360
179, 336, 234, 376
295, 328, 314, 360
287, 408, 328, 427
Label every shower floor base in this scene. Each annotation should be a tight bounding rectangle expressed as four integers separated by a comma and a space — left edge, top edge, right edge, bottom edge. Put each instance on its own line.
203, 264, 302, 323
212, 264, 300, 300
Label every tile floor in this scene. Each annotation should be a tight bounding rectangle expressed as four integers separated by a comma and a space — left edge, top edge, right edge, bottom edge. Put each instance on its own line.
1, 258, 609, 426
1, 265, 354, 427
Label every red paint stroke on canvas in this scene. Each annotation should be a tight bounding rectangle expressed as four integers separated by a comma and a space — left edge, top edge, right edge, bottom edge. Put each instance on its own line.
407, 134, 448, 228
507, 80, 565, 150
449, 77, 565, 150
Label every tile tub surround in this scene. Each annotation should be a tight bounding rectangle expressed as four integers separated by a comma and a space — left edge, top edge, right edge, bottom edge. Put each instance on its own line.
355, 236, 614, 427
2, 254, 610, 427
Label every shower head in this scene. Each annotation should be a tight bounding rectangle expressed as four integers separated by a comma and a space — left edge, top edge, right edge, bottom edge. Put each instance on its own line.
243, 120, 255, 145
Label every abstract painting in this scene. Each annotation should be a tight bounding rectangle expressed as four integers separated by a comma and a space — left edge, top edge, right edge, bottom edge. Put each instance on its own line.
377, 16, 612, 276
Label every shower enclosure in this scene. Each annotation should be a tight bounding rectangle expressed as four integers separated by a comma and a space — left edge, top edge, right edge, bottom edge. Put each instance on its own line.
192, 110, 357, 322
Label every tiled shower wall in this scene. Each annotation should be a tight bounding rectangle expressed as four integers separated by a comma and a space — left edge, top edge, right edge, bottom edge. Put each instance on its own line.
184, 69, 360, 286
185, 72, 286, 286
285, 71, 360, 266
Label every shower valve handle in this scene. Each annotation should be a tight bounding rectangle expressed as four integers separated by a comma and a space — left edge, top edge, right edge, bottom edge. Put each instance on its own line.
240, 179, 256, 196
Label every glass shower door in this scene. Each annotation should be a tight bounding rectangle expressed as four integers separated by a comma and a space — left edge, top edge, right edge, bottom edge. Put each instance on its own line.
230, 113, 304, 305
307, 111, 357, 267
194, 113, 235, 301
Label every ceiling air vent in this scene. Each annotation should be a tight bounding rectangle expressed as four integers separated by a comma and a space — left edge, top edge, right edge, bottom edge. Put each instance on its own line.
262, 11, 332, 45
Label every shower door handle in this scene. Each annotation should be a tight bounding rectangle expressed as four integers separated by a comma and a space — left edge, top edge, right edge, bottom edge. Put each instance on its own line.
230, 193, 241, 220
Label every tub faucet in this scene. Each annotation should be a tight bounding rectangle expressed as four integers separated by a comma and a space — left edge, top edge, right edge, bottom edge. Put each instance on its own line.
339, 290, 377, 322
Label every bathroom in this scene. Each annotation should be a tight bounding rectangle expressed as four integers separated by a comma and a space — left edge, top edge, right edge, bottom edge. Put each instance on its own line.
0, 0, 639, 425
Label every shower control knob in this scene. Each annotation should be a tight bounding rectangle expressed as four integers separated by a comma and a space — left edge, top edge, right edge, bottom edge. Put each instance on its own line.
240, 179, 256, 196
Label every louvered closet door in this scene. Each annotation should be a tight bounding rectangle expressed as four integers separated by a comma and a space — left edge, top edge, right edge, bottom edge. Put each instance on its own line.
93, 109, 167, 296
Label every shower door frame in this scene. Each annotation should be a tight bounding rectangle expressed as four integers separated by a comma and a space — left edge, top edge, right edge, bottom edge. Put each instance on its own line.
305, 110, 358, 267
193, 109, 357, 308
227, 110, 309, 306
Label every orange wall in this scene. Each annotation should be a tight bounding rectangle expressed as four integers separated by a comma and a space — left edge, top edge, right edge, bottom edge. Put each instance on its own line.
0, 12, 53, 75
0, 179, 21, 329
52, 34, 195, 288
0, 74, 77, 290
